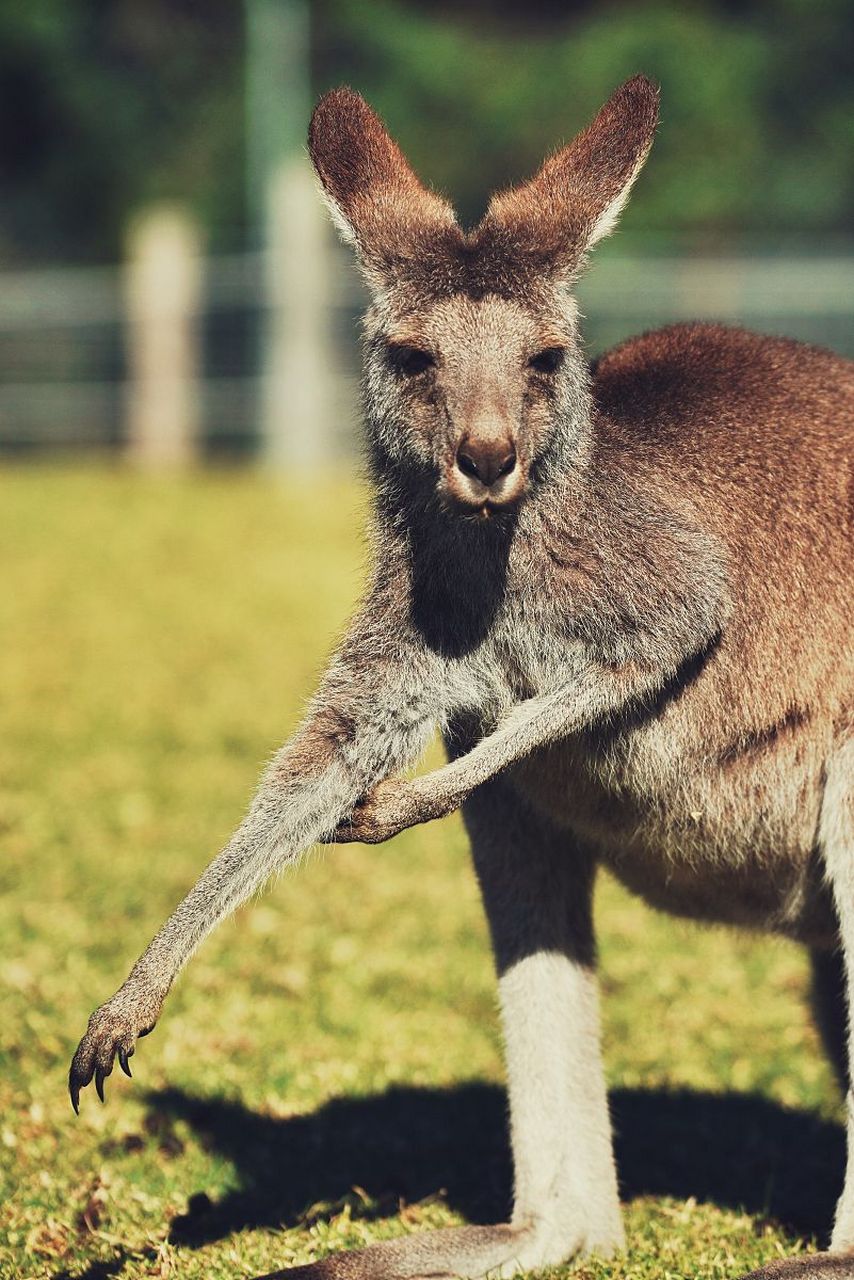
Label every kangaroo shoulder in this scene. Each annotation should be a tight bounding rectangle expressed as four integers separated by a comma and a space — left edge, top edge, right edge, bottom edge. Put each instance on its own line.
591, 322, 854, 453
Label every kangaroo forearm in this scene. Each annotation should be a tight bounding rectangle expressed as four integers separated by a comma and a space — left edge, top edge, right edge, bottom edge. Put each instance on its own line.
125, 756, 354, 992
425, 659, 662, 804
122, 669, 439, 992
437, 687, 584, 796
69, 636, 440, 1110
335, 660, 660, 843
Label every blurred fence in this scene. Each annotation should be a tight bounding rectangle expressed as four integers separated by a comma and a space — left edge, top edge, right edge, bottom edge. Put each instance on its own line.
1, 233, 852, 461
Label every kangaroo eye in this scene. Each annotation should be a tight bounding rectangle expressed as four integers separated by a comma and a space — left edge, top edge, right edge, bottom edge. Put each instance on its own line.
528, 347, 566, 374
388, 344, 435, 377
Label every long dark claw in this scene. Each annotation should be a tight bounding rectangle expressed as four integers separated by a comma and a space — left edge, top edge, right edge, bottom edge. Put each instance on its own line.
70, 990, 157, 1112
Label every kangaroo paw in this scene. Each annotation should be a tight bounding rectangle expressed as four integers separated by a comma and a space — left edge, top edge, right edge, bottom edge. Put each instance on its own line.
69, 982, 161, 1112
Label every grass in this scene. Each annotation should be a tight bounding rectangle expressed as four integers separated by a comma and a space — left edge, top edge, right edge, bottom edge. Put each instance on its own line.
0, 465, 844, 1280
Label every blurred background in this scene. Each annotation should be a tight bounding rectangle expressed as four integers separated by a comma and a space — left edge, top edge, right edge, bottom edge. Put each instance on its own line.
1, 0, 852, 463
2, 9, 852, 1275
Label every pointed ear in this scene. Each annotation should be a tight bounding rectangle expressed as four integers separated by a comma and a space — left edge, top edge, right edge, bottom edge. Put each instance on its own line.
308, 87, 458, 284
481, 76, 659, 279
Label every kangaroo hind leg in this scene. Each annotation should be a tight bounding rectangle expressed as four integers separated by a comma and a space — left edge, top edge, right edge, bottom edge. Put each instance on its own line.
822, 741, 854, 1256
259, 777, 620, 1279
466, 776, 623, 1268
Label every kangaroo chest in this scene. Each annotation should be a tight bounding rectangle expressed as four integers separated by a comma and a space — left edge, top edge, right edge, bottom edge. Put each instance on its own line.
449, 505, 837, 946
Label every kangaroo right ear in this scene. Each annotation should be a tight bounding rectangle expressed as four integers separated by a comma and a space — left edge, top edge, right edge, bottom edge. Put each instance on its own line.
308, 88, 458, 286
480, 76, 660, 280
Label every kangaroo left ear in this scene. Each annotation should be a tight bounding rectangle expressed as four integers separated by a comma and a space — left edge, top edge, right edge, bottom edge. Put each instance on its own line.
308, 87, 459, 289
480, 76, 659, 279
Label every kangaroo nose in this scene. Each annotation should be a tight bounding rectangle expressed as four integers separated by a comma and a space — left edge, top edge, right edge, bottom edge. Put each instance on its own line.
456, 438, 517, 487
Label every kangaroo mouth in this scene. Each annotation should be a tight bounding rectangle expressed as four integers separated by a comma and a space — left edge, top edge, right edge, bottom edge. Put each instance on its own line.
443, 492, 525, 525
440, 462, 528, 517
472, 497, 518, 519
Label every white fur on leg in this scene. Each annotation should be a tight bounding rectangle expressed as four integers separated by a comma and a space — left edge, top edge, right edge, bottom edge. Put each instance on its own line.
820, 742, 854, 1254
832, 1094, 854, 1252
500, 950, 624, 1267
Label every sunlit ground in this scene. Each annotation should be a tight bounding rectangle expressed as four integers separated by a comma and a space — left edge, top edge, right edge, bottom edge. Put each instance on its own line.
0, 466, 841, 1279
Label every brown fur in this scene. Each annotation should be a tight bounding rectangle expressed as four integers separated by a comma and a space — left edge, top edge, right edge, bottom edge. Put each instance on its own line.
69, 78, 852, 1280
481, 74, 660, 274
310, 76, 658, 298
305, 83, 851, 1279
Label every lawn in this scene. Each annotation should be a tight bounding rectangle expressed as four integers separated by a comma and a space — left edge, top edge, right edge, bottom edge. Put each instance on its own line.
0, 466, 843, 1280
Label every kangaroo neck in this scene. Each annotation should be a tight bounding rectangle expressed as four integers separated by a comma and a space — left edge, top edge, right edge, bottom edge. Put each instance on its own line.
369, 426, 595, 661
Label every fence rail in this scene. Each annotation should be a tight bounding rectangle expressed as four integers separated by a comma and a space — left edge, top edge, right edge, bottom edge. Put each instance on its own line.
1, 237, 852, 458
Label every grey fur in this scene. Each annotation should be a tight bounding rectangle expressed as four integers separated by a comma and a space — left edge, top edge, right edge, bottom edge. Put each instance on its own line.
70, 82, 853, 1280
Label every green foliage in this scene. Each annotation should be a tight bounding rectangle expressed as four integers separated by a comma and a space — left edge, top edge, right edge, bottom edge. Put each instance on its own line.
0, 467, 844, 1278
317, 0, 854, 237
0, 1, 246, 262
0, 1, 853, 261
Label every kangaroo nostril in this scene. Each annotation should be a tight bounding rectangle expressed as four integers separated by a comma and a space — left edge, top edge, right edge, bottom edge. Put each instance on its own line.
456, 450, 482, 482
456, 439, 517, 488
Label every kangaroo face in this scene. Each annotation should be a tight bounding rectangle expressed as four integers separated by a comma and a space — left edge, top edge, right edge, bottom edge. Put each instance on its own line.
309, 78, 658, 514
362, 292, 586, 515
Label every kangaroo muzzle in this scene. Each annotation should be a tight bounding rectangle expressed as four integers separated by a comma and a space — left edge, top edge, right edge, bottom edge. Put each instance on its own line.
446, 431, 526, 512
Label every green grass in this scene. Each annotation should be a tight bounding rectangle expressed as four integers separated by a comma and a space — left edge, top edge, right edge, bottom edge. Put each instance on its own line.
0, 465, 843, 1280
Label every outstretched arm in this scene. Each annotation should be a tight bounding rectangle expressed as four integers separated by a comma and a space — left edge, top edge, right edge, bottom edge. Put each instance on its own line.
69, 601, 441, 1111
326, 656, 658, 844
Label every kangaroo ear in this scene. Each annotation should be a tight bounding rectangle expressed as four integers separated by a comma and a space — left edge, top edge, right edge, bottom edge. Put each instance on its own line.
308, 87, 458, 284
481, 76, 659, 279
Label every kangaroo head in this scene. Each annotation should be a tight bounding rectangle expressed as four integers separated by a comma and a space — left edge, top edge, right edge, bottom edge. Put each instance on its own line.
309, 77, 658, 517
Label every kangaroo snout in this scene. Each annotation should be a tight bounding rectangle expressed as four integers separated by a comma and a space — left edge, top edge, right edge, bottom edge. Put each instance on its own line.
456, 436, 517, 486
448, 431, 524, 512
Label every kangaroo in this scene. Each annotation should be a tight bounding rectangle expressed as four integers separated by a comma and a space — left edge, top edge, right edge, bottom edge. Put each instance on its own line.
69, 78, 853, 1280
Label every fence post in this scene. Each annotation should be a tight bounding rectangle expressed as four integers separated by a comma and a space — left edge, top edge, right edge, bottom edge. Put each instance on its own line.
260, 157, 335, 471
247, 0, 336, 471
124, 205, 203, 466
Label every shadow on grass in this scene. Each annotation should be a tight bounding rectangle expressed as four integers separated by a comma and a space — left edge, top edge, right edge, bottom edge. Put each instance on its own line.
147, 1083, 843, 1250
52, 1248, 149, 1280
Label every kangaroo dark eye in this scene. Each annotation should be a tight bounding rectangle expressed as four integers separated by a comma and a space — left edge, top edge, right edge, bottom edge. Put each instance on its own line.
528, 347, 566, 374
388, 344, 435, 377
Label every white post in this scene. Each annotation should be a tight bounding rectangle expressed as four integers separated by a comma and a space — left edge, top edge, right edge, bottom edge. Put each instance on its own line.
246, 0, 337, 471
124, 205, 203, 466
260, 157, 334, 470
